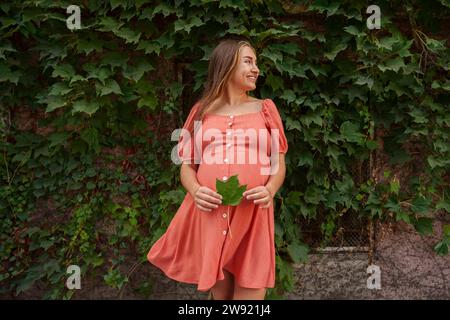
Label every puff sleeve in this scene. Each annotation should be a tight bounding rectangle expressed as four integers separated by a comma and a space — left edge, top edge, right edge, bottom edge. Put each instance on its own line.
177, 102, 201, 164
262, 99, 288, 154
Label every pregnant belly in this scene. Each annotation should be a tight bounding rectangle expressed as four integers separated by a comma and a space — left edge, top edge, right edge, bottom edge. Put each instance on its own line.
196, 162, 270, 192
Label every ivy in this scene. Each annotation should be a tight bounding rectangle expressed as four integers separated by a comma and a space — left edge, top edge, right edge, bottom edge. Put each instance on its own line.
0, 0, 449, 299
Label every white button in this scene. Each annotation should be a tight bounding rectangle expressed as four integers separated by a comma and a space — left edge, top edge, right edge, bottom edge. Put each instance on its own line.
223, 230, 227, 235
224, 158, 229, 163
222, 176, 227, 181
223, 213, 227, 218
229, 115, 234, 119
228, 122, 232, 126
227, 143, 232, 148
227, 132, 232, 136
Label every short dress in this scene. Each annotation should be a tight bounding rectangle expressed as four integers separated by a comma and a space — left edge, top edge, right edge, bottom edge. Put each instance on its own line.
147, 98, 288, 292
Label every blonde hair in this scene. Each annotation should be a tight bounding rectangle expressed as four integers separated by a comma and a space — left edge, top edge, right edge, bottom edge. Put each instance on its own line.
195, 38, 257, 122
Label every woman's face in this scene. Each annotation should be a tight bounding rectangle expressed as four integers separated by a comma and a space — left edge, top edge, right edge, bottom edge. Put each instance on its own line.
229, 45, 260, 92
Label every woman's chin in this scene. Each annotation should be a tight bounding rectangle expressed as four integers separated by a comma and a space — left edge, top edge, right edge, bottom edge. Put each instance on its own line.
243, 84, 256, 91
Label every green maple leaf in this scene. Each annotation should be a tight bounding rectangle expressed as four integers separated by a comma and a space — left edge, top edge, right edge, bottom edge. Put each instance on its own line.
216, 175, 247, 206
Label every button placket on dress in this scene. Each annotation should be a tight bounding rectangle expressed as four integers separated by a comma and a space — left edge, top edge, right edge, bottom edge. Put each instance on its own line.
222, 115, 234, 239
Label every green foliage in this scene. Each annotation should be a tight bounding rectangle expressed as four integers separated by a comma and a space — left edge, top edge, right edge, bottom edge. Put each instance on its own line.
0, 0, 448, 299
216, 175, 247, 206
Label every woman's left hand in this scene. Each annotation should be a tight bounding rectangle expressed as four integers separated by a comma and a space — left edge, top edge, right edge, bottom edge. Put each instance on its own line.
243, 186, 273, 209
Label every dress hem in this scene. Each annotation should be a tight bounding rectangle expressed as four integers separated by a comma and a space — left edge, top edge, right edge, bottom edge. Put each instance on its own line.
149, 259, 274, 293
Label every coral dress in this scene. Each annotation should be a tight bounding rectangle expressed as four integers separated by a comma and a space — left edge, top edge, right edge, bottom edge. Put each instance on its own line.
147, 98, 288, 292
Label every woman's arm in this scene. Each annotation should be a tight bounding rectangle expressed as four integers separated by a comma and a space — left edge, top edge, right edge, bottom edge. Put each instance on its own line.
180, 162, 200, 198
180, 162, 223, 212
264, 153, 286, 198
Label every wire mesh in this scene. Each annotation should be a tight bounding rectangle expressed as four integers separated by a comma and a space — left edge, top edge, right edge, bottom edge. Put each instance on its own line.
299, 160, 370, 253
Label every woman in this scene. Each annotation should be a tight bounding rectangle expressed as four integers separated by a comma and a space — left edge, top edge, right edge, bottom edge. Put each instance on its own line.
147, 38, 288, 300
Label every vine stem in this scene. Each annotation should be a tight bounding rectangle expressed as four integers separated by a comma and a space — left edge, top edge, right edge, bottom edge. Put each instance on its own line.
3, 150, 10, 182
118, 260, 144, 300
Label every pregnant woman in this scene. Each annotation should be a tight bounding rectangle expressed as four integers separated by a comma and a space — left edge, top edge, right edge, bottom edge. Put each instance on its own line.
147, 38, 288, 300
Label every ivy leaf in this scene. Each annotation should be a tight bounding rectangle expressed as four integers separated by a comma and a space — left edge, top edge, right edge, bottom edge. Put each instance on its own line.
140, 3, 178, 20
114, 27, 141, 44
297, 151, 313, 167
110, 0, 128, 10
287, 242, 310, 263
304, 185, 325, 204
72, 99, 100, 116
100, 52, 129, 71
395, 211, 411, 224
45, 96, 66, 113
413, 217, 433, 235
219, 0, 247, 9
324, 42, 348, 61
300, 110, 323, 127
366, 140, 379, 150
326, 145, 342, 161
137, 95, 157, 110
260, 47, 283, 64
280, 90, 296, 104
77, 38, 104, 55
137, 40, 161, 55
390, 178, 400, 194
436, 199, 450, 213
342, 87, 367, 103
286, 116, 301, 131
123, 59, 154, 82
154, 33, 175, 50
377, 36, 398, 51
434, 240, 449, 256
174, 16, 203, 34
265, 73, 284, 91
355, 75, 374, 90
48, 132, 69, 148
80, 127, 100, 153
378, 57, 405, 72
216, 175, 247, 206
427, 155, 448, 169
0, 40, 15, 59
340, 121, 364, 143
51, 64, 75, 80
95, 79, 122, 96
344, 25, 364, 37
98, 17, 124, 33
48, 82, 72, 96
271, 43, 302, 56
83, 64, 113, 85
411, 196, 432, 213
0, 63, 21, 84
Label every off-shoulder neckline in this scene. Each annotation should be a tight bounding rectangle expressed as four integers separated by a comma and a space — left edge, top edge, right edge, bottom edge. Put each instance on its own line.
204, 98, 271, 118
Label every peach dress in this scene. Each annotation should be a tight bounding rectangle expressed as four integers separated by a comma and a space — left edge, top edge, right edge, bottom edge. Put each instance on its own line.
147, 98, 288, 292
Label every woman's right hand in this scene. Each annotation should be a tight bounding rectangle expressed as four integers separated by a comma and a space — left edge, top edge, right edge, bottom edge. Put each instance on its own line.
193, 186, 223, 212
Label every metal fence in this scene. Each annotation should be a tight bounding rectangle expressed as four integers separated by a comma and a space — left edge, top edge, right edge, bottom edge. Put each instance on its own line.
299, 160, 371, 253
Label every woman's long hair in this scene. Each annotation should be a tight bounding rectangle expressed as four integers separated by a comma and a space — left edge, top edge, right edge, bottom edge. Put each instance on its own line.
187, 38, 257, 134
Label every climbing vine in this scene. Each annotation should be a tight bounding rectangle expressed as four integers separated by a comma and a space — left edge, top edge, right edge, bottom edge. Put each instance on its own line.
0, 0, 448, 299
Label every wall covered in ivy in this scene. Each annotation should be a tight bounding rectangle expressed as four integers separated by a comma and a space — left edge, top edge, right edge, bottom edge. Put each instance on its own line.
0, 0, 449, 299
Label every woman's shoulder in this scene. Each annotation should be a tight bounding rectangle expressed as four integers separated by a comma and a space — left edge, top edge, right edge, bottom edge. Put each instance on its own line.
247, 97, 275, 111
260, 98, 283, 125
259, 98, 277, 112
